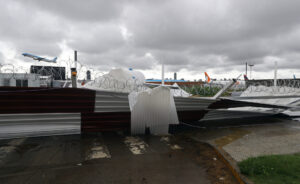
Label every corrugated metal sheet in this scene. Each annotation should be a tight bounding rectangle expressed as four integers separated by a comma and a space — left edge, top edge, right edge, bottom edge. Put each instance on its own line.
200, 109, 274, 121
0, 113, 80, 139
208, 98, 289, 109
0, 87, 94, 138
0, 87, 287, 136
174, 97, 217, 111
94, 90, 130, 112
130, 86, 178, 135
177, 110, 209, 123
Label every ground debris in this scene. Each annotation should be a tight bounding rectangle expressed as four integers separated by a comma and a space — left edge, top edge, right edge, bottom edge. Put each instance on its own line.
173, 133, 239, 184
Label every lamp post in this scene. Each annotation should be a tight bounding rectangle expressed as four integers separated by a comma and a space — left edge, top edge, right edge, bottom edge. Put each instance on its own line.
274, 61, 277, 87
248, 63, 254, 80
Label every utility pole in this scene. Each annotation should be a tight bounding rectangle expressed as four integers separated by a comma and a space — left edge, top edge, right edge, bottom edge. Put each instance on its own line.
246, 62, 248, 76
274, 61, 277, 87
71, 50, 77, 88
161, 63, 165, 86
248, 63, 254, 80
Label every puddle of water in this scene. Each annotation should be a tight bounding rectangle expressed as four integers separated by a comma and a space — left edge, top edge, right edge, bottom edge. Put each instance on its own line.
124, 137, 148, 155
160, 136, 170, 142
88, 145, 111, 159
86, 138, 111, 160
8, 138, 26, 146
170, 144, 182, 150
161, 136, 183, 150
214, 129, 250, 147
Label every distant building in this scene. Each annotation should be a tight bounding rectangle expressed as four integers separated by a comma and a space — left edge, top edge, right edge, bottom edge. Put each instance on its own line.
146, 79, 186, 83
145, 79, 204, 86
30, 65, 66, 80
86, 70, 91, 80
0, 73, 40, 87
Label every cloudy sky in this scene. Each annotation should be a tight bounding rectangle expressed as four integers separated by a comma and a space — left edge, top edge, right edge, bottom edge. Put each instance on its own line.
0, 0, 300, 80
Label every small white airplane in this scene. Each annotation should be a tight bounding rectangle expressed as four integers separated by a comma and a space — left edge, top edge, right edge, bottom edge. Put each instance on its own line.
22, 53, 57, 63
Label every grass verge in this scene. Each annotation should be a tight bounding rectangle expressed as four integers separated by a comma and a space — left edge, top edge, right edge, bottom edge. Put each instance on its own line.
238, 154, 300, 184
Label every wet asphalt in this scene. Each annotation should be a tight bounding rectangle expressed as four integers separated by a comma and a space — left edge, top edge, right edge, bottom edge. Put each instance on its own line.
0, 132, 211, 184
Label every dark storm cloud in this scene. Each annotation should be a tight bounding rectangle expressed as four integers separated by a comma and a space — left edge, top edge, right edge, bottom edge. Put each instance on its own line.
66, 23, 125, 54
19, 0, 125, 22
0, 1, 66, 56
123, 0, 300, 71
1, 0, 300, 78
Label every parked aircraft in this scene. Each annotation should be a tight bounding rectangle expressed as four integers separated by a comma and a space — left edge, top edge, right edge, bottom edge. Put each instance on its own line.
22, 53, 57, 63
204, 72, 246, 87
204, 72, 211, 83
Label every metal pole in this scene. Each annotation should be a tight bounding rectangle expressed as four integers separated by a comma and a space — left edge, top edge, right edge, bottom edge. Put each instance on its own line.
274, 61, 277, 87
161, 63, 165, 86
71, 50, 77, 88
248, 64, 254, 80
74, 50, 77, 69
246, 62, 248, 76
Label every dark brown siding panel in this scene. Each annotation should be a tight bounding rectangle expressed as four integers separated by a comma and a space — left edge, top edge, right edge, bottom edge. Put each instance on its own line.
81, 112, 131, 132
208, 98, 288, 109
177, 110, 209, 123
0, 87, 96, 114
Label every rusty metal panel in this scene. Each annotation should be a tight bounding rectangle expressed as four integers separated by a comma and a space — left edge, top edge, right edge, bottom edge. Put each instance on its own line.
0, 87, 96, 114
81, 112, 130, 132
0, 113, 81, 139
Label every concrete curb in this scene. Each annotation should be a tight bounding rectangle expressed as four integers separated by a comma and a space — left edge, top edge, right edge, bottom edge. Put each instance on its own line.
208, 142, 254, 184
191, 137, 253, 184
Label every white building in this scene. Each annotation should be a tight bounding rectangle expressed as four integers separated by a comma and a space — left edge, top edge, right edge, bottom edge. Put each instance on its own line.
0, 73, 40, 87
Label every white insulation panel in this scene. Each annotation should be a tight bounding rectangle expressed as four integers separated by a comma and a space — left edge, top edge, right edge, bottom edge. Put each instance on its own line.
129, 86, 179, 135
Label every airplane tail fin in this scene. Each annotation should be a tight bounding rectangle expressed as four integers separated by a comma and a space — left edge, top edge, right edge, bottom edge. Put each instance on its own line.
244, 74, 249, 81
53, 57, 57, 62
205, 72, 211, 83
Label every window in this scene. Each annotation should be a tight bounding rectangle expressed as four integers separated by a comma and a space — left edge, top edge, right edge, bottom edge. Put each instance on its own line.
23, 80, 28, 87
16, 79, 22, 87
16, 79, 28, 87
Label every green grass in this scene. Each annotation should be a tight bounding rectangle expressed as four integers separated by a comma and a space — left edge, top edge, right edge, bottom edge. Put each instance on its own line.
182, 85, 245, 97
182, 85, 222, 97
238, 154, 300, 184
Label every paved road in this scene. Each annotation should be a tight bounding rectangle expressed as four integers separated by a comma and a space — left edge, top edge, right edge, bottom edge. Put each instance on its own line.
0, 132, 213, 184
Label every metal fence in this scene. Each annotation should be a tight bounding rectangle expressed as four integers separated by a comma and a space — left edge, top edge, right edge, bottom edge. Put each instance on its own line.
0, 113, 81, 139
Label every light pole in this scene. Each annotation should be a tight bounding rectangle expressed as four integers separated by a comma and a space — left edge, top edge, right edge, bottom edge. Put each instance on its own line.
248, 63, 254, 80
274, 61, 277, 87
246, 62, 247, 77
